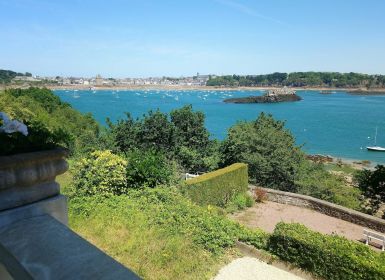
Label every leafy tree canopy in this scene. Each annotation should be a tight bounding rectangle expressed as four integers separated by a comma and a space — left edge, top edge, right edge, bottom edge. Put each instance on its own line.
207, 72, 385, 88
221, 112, 305, 191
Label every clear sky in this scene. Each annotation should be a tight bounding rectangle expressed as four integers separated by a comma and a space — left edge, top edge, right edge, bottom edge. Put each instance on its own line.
1, 0, 385, 77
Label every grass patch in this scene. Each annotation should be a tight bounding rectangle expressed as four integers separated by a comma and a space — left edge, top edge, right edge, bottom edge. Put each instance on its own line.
56, 170, 73, 195
324, 162, 358, 175
68, 188, 267, 279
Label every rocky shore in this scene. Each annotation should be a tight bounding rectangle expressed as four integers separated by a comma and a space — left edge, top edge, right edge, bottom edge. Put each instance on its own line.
224, 87, 302, 104
347, 89, 385, 95
224, 94, 302, 103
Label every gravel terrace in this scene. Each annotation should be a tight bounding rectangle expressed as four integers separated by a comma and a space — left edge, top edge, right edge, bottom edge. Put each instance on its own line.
230, 201, 365, 241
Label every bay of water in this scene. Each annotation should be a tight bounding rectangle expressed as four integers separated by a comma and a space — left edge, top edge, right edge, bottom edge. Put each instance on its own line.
54, 89, 385, 164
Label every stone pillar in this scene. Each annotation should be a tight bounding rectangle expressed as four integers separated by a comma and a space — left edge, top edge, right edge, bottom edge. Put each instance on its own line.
0, 149, 68, 213
0, 149, 69, 280
0, 149, 141, 279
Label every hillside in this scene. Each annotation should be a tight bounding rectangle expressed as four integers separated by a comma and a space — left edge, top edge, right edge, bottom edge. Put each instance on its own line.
0, 69, 30, 84
207, 72, 385, 88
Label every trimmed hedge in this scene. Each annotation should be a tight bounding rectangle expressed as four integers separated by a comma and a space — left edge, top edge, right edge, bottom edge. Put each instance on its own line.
183, 163, 248, 207
268, 222, 385, 280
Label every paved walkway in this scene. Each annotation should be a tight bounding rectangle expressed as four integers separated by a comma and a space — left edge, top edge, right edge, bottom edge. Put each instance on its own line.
230, 201, 365, 242
214, 257, 304, 280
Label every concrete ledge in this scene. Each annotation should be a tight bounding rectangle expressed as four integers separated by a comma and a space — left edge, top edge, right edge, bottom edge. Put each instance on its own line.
252, 186, 385, 233
0, 195, 68, 228
0, 215, 140, 280
0, 262, 14, 280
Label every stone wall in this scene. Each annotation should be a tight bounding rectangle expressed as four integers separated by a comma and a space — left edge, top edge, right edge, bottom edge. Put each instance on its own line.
251, 186, 385, 233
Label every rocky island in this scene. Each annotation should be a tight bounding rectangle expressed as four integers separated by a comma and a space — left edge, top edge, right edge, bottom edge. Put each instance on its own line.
224, 87, 302, 104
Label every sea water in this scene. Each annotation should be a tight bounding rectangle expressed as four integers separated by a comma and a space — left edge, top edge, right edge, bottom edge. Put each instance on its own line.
54, 89, 385, 164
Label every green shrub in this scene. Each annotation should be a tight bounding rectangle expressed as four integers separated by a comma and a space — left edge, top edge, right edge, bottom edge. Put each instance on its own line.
226, 192, 254, 213
0, 118, 71, 155
355, 165, 385, 215
268, 222, 385, 280
296, 161, 362, 210
239, 227, 269, 250
125, 149, 176, 189
183, 163, 248, 207
71, 150, 128, 196
0, 87, 100, 155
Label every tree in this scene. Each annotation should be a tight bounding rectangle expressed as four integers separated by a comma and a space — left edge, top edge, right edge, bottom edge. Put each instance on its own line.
137, 110, 175, 153
355, 165, 385, 215
170, 105, 210, 151
221, 113, 305, 191
106, 113, 138, 153
171, 105, 219, 172
125, 149, 175, 189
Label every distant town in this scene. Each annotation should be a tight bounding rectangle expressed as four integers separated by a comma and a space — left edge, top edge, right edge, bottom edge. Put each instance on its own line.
11, 73, 214, 87
2, 69, 385, 90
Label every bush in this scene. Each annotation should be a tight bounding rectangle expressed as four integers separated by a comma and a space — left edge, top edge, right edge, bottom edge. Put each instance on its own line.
125, 149, 176, 189
239, 227, 269, 250
183, 163, 248, 207
71, 150, 128, 196
254, 187, 267, 202
226, 192, 254, 213
355, 165, 385, 215
268, 222, 385, 280
0, 87, 99, 155
296, 162, 362, 210
0, 118, 71, 155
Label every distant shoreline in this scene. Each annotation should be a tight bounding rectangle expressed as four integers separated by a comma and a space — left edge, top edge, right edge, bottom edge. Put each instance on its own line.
2, 84, 385, 93
49, 85, 385, 93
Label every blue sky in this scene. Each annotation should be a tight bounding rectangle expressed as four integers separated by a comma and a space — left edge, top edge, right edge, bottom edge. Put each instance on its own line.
1, 0, 385, 77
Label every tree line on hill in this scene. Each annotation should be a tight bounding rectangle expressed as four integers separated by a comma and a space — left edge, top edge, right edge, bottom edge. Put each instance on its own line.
0, 69, 32, 84
207, 72, 385, 88
1, 87, 384, 217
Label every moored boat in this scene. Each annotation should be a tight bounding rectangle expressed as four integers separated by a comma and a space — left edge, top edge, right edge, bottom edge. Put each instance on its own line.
367, 146, 385, 152
366, 127, 385, 151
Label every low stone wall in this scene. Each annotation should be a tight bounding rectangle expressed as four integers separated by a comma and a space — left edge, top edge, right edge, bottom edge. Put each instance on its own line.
251, 186, 385, 233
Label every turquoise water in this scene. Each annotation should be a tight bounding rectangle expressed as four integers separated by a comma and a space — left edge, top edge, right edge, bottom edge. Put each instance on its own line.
54, 89, 385, 164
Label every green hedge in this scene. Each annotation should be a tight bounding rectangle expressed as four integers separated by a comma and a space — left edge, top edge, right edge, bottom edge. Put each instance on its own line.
183, 163, 248, 207
268, 222, 385, 280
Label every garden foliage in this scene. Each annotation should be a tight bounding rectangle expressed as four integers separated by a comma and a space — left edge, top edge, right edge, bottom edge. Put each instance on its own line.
71, 150, 128, 196
0, 87, 99, 155
269, 222, 385, 280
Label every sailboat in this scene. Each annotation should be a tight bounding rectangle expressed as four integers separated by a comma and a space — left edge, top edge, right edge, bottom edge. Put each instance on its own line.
367, 127, 385, 152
